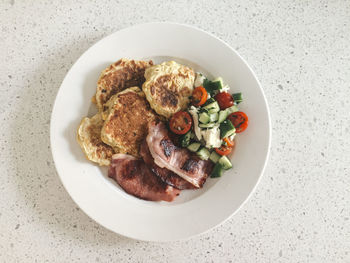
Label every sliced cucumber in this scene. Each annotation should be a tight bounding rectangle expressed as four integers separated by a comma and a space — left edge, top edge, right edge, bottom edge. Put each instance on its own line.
225, 105, 239, 115
209, 112, 218, 122
203, 80, 216, 96
212, 77, 224, 89
218, 110, 228, 123
220, 120, 236, 138
199, 112, 210, 124
203, 79, 223, 96
211, 163, 224, 178
203, 98, 215, 106
179, 131, 192, 147
187, 142, 201, 152
196, 147, 210, 160
208, 108, 220, 114
209, 151, 221, 163
218, 156, 233, 169
199, 122, 216, 128
198, 107, 209, 114
232, 93, 243, 104
203, 101, 220, 113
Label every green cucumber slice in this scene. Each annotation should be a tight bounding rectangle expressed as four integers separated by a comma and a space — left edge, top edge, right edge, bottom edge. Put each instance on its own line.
187, 142, 201, 152
220, 120, 236, 138
196, 147, 210, 160
199, 112, 210, 124
218, 110, 228, 123
211, 163, 224, 178
218, 156, 233, 169
179, 131, 192, 147
199, 122, 216, 128
209, 151, 221, 163
225, 105, 239, 115
203, 101, 220, 113
232, 93, 243, 104
209, 112, 218, 122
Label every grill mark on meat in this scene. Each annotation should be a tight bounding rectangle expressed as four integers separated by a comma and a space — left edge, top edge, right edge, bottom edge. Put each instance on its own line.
146, 121, 214, 188
160, 139, 176, 157
140, 139, 195, 190
181, 158, 199, 173
122, 160, 138, 179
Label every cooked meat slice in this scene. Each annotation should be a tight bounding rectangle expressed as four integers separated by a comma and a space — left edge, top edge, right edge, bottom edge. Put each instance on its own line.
108, 154, 180, 202
139, 140, 195, 190
146, 121, 214, 188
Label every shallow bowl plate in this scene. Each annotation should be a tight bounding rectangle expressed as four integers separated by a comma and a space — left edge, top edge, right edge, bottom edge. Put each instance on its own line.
50, 22, 271, 242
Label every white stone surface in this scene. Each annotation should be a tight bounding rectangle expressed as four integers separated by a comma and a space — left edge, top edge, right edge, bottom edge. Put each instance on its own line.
1, 0, 349, 262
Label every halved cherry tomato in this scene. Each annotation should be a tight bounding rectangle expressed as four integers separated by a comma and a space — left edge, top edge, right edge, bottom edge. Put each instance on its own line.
169, 111, 192, 135
228, 111, 248, 133
192, 86, 208, 106
214, 92, 234, 110
215, 144, 232, 156
223, 137, 235, 148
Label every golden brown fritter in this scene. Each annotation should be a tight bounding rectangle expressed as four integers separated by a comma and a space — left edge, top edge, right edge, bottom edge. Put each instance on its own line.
95, 58, 153, 115
77, 113, 116, 166
101, 87, 158, 157
142, 61, 195, 119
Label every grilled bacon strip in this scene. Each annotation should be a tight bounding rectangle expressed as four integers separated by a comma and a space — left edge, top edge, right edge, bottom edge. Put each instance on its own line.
108, 154, 180, 202
146, 121, 213, 188
140, 139, 195, 190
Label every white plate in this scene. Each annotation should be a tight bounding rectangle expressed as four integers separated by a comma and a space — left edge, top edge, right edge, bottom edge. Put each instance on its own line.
50, 22, 271, 242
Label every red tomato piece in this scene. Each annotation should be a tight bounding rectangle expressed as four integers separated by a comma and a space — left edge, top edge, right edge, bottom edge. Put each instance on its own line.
214, 92, 234, 110
228, 111, 248, 133
192, 86, 208, 106
215, 145, 232, 156
169, 111, 193, 135
223, 137, 235, 148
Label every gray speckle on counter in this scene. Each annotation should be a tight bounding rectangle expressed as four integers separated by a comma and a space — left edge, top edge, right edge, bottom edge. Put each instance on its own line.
0, 0, 349, 262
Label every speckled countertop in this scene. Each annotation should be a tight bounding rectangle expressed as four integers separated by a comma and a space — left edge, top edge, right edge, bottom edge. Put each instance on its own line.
1, 0, 349, 262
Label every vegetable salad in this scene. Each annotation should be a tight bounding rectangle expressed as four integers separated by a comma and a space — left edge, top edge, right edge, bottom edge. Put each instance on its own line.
168, 73, 249, 178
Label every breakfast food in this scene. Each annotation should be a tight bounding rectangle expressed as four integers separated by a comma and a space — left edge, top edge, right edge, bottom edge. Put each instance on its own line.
95, 58, 153, 115
77, 113, 115, 166
77, 58, 249, 202
108, 154, 180, 201
140, 139, 195, 190
101, 87, 157, 157
169, 75, 248, 178
142, 61, 195, 119
146, 121, 213, 188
